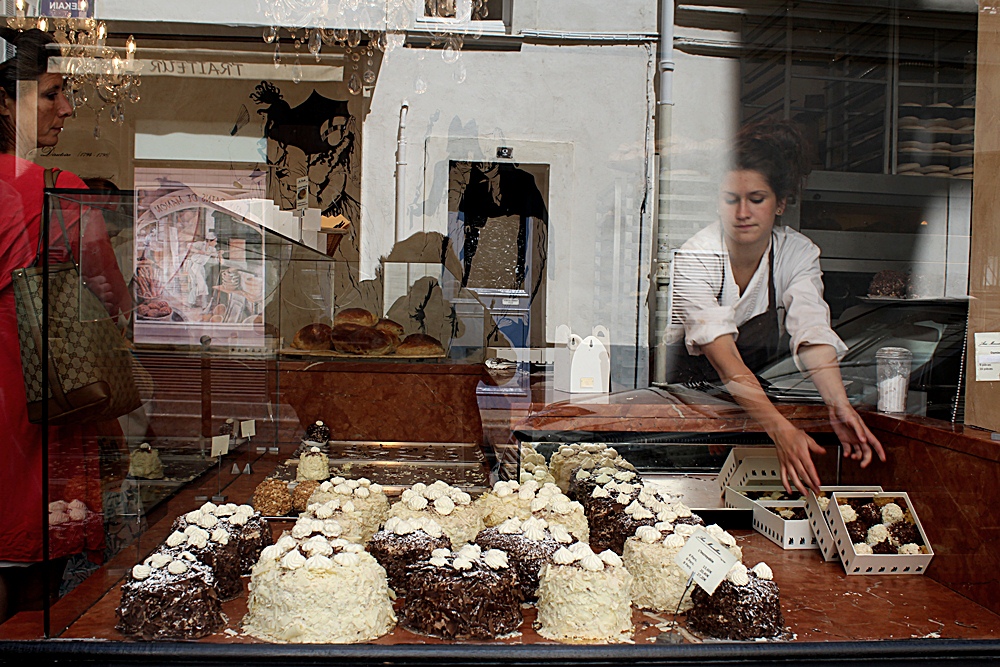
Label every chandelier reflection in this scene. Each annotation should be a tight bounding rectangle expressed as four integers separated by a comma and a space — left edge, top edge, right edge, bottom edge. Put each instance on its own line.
258, 0, 490, 94
6, 1, 141, 138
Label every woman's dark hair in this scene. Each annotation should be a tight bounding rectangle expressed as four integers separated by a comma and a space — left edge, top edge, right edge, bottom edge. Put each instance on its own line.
0, 28, 57, 152
732, 118, 812, 203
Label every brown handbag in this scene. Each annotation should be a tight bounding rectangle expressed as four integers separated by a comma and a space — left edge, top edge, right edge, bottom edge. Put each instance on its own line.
10, 168, 140, 424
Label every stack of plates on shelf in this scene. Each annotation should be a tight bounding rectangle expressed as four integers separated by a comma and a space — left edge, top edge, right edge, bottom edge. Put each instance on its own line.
897, 162, 922, 175
951, 166, 974, 179
923, 165, 952, 177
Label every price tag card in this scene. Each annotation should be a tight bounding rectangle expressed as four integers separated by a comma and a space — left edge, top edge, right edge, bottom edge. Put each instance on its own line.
211, 434, 230, 458
673, 527, 738, 595
241, 419, 256, 438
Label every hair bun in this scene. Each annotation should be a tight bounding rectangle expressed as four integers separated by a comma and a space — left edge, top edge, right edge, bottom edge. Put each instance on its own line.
734, 118, 811, 202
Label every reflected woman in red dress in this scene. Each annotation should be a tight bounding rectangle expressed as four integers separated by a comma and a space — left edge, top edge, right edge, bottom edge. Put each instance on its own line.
0, 28, 130, 622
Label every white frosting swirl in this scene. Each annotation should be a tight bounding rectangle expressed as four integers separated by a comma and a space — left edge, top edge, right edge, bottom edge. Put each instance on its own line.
131, 564, 151, 580
393, 519, 415, 536
167, 560, 188, 575
552, 547, 578, 565
406, 495, 429, 511
281, 549, 307, 570
483, 549, 509, 569
148, 553, 171, 569
752, 562, 773, 580
592, 486, 610, 499
522, 523, 547, 541
580, 553, 604, 571
599, 550, 623, 567
636, 526, 661, 543
664, 534, 686, 548
549, 525, 573, 544
166, 531, 186, 548
727, 562, 750, 586
498, 518, 522, 534
333, 552, 360, 567
451, 556, 474, 571
434, 496, 455, 516
305, 555, 334, 572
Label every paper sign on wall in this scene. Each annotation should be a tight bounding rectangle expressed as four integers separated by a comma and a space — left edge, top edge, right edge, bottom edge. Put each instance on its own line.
241, 420, 256, 438
211, 435, 230, 458
975, 332, 1000, 382
673, 527, 738, 595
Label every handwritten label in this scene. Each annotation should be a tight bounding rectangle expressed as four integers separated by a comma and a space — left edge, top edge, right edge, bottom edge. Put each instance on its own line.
211, 434, 230, 458
673, 528, 738, 595
975, 332, 1000, 382
241, 420, 256, 438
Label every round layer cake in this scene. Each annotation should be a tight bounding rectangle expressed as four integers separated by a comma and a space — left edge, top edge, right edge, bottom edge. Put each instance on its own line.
367, 515, 451, 597
624, 523, 742, 612
243, 534, 396, 643
475, 516, 569, 600
686, 562, 784, 640
388, 481, 484, 546
172, 502, 273, 574
535, 541, 634, 643
305, 477, 389, 543
400, 544, 522, 640
116, 551, 223, 640
476, 479, 588, 543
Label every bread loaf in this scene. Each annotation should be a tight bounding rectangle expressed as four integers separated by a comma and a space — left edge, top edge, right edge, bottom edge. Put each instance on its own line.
334, 308, 377, 328
395, 333, 445, 357
330, 324, 396, 355
291, 323, 333, 350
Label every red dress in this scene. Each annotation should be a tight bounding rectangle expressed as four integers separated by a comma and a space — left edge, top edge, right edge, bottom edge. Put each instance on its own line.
0, 154, 130, 563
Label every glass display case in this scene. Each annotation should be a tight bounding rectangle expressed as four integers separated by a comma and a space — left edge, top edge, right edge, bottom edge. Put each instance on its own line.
1, 2, 999, 665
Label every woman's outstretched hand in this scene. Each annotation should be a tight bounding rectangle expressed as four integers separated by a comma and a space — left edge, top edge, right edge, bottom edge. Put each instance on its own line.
829, 403, 886, 467
771, 423, 826, 496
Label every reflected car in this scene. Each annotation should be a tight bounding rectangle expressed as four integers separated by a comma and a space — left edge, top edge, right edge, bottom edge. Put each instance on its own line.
758, 299, 968, 421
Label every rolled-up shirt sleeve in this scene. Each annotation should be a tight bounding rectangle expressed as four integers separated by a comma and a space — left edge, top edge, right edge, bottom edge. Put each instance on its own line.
780, 241, 847, 369
670, 249, 738, 355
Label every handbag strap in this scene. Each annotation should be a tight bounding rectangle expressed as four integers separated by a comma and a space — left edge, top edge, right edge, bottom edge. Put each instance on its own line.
33, 167, 76, 266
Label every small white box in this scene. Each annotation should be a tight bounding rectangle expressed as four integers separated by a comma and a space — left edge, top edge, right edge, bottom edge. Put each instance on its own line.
724, 485, 788, 510
553, 325, 611, 393
717, 447, 779, 492
752, 499, 815, 550
824, 492, 934, 575
729, 457, 782, 489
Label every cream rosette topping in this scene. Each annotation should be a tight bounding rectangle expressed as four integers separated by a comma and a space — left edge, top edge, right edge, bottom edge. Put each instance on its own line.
751, 562, 774, 581
244, 531, 396, 644
425, 545, 511, 572
390, 480, 484, 546
726, 562, 750, 587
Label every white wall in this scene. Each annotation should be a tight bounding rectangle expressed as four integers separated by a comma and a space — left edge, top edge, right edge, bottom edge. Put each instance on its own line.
363, 42, 656, 386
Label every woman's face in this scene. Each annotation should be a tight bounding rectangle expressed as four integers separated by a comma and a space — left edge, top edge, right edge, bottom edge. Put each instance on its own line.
35, 72, 73, 148
718, 169, 785, 250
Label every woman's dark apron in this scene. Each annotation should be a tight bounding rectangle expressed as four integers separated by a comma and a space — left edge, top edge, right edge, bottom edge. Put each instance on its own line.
664, 244, 788, 386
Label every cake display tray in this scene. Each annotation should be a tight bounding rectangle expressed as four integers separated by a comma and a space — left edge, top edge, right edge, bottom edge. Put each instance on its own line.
717, 446, 779, 492
824, 491, 934, 575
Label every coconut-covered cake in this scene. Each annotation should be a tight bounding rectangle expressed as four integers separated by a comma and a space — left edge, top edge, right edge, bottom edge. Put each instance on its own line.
116, 551, 223, 640
475, 516, 570, 600
303, 477, 389, 543
476, 479, 588, 543
128, 442, 164, 479
367, 515, 451, 598
291, 480, 321, 513
388, 481, 484, 546
243, 534, 396, 643
686, 562, 784, 640
171, 502, 272, 573
296, 446, 329, 481
400, 544, 522, 640
548, 443, 635, 493
623, 523, 742, 613
535, 541, 634, 643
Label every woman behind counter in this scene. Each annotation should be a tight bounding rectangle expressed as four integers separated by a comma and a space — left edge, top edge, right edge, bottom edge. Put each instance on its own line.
667, 119, 885, 496
0, 28, 130, 622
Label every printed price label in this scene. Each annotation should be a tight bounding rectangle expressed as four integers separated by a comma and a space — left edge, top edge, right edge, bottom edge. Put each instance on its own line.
240, 419, 256, 438
210, 434, 230, 458
673, 527, 738, 595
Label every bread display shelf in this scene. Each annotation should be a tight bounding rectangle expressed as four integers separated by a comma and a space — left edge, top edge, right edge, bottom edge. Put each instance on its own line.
280, 347, 447, 360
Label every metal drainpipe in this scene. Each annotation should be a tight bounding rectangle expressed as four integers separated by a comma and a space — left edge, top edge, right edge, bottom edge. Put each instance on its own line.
653, 0, 675, 383
395, 101, 409, 244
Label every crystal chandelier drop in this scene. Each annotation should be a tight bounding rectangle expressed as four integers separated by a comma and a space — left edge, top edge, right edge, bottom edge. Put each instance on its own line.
5, 1, 141, 138
257, 0, 491, 94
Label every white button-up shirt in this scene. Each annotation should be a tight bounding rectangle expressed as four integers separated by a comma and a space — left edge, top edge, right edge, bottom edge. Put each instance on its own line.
667, 222, 847, 370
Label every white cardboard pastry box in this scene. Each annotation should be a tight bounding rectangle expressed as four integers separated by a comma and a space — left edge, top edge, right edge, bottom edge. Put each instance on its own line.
752, 499, 815, 549
717, 447, 781, 493
823, 491, 934, 575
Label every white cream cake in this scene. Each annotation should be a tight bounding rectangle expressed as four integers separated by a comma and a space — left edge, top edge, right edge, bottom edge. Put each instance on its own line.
476, 479, 589, 543
388, 480, 484, 546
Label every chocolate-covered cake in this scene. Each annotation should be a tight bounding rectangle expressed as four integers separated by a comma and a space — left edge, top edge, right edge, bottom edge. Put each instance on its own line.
400, 544, 522, 640
116, 552, 224, 640
686, 562, 784, 640
172, 502, 272, 573
475, 517, 568, 600
304, 420, 330, 443
368, 516, 451, 597
159, 525, 242, 600
585, 478, 700, 555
